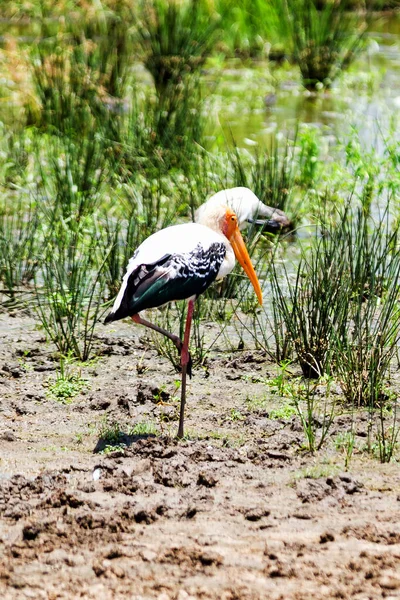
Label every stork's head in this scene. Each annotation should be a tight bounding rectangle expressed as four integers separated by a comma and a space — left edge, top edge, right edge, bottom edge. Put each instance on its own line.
195, 187, 291, 231
199, 205, 263, 306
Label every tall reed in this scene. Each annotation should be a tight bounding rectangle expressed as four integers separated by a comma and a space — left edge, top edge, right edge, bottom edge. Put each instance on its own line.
0, 196, 41, 305
34, 225, 109, 362
270, 219, 349, 378
31, 2, 133, 135
215, 0, 282, 57
136, 0, 220, 98
270, 197, 400, 405
227, 135, 297, 217
276, 0, 370, 89
334, 206, 400, 407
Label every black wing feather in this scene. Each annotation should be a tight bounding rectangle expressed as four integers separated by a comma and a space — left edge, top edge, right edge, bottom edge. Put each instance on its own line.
105, 242, 226, 323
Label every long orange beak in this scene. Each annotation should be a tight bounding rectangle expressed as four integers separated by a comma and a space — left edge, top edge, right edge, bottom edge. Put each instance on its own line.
230, 227, 263, 305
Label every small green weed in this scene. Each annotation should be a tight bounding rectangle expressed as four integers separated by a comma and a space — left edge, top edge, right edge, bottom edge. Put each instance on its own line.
266, 361, 296, 396
18, 359, 33, 372
47, 361, 89, 403
245, 394, 268, 411
334, 430, 356, 469
100, 444, 127, 455
97, 417, 124, 445
286, 376, 337, 453
128, 421, 158, 436
230, 408, 244, 421
269, 402, 297, 420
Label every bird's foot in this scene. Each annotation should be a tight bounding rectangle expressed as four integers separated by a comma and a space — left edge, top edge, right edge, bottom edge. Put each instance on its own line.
174, 340, 193, 378
175, 356, 193, 378
187, 354, 193, 379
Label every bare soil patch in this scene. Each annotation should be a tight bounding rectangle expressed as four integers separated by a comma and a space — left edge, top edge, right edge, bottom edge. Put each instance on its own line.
0, 313, 399, 599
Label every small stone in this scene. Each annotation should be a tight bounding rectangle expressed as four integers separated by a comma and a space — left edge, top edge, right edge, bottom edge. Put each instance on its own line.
110, 564, 125, 578
379, 576, 400, 590
244, 507, 270, 522
140, 549, 157, 562
0, 430, 16, 441
320, 532, 335, 544
197, 472, 218, 488
292, 512, 312, 520
92, 468, 102, 481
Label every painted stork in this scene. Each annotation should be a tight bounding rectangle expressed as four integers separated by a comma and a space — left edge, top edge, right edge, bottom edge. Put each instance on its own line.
104, 205, 263, 438
195, 187, 291, 231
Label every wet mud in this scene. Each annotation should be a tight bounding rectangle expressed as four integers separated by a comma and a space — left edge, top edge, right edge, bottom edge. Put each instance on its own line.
0, 314, 399, 599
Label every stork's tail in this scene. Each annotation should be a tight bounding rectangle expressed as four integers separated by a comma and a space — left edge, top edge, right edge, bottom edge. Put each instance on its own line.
104, 311, 116, 324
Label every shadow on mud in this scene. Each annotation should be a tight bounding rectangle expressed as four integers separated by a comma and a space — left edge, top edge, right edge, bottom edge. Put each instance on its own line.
93, 433, 157, 453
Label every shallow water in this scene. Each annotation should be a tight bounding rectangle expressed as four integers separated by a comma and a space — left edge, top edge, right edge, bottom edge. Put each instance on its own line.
212, 12, 400, 151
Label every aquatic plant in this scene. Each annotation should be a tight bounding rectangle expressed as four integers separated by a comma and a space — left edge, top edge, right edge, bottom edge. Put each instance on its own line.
226, 135, 298, 218
333, 207, 400, 408
136, 0, 220, 97
215, 0, 282, 57
277, 0, 371, 89
271, 195, 400, 415
30, 1, 133, 133
270, 215, 350, 378
0, 196, 41, 305
34, 222, 108, 361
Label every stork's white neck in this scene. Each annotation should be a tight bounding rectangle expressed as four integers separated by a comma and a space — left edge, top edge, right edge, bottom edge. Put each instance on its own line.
196, 205, 228, 237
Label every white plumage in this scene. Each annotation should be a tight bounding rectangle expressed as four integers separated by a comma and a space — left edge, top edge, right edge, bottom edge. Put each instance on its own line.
109, 222, 234, 318
195, 186, 291, 230
104, 203, 263, 438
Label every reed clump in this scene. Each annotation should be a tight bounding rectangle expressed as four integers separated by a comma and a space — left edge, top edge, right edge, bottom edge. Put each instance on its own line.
136, 0, 220, 97
270, 198, 400, 408
276, 0, 371, 89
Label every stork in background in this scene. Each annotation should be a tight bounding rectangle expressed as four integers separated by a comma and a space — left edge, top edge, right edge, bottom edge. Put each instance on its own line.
195, 187, 291, 232
104, 204, 263, 438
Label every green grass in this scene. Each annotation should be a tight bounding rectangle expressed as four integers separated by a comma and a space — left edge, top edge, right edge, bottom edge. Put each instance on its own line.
136, 0, 220, 97
269, 402, 297, 420
128, 421, 159, 436
47, 365, 89, 403
97, 418, 124, 445
294, 462, 341, 480
245, 394, 269, 412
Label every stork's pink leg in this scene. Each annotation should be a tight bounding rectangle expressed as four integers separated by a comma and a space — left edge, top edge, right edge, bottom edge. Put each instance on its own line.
132, 314, 183, 350
131, 313, 193, 376
177, 299, 195, 439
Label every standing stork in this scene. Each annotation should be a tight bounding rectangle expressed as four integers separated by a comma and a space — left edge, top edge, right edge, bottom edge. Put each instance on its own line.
104, 204, 262, 438
195, 187, 291, 231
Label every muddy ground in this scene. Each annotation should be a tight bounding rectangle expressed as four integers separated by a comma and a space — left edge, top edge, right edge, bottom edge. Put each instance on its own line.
0, 312, 400, 600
